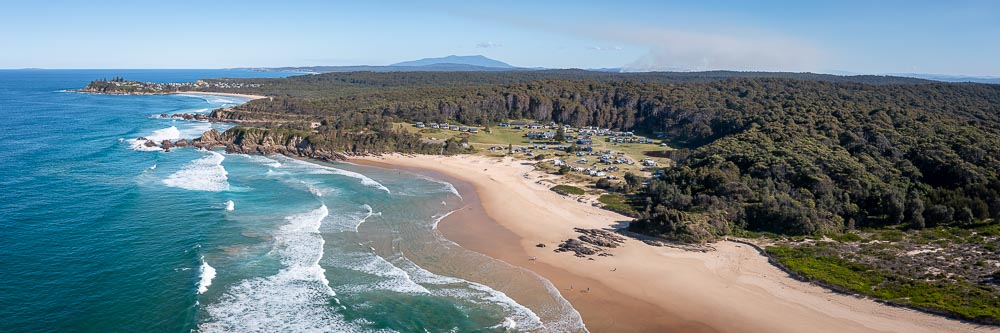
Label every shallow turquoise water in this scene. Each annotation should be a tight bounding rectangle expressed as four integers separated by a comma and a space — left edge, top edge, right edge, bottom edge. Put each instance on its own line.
0, 70, 584, 332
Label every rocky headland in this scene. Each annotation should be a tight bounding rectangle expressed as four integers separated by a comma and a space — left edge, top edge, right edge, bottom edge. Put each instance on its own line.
140, 128, 347, 161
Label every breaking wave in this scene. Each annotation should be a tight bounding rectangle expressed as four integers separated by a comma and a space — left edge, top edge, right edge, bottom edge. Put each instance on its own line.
241, 154, 283, 168
276, 157, 390, 194
414, 174, 463, 200
431, 209, 458, 229
198, 257, 216, 294
200, 205, 377, 332
162, 151, 230, 192
324, 204, 380, 233
396, 254, 547, 331
129, 126, 181, 151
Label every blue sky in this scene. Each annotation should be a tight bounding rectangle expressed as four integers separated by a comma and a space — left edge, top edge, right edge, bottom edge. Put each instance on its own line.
1, 0, 998, 75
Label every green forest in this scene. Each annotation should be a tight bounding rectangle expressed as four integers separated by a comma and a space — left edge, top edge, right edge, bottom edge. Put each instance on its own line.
198, 71, 1000, 241
88, 70, 1000, 323
90, 71, 1000, 240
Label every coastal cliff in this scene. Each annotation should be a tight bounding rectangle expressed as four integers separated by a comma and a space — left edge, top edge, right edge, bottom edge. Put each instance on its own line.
81, 77, 181, 94
192, 128, 348, 161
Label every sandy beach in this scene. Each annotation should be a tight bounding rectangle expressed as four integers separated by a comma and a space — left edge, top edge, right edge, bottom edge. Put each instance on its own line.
172, 91, 268, 100
354, 154, 996, 333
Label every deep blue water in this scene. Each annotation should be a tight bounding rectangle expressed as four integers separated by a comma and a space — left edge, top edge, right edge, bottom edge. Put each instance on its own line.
0, 70, 584, 332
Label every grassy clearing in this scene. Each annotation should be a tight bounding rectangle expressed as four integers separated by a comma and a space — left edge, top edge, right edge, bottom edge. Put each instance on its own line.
550, 185, 586, 196
598, 193, 638, 217
467, 128, 533, 145
766, 245, 1000, 323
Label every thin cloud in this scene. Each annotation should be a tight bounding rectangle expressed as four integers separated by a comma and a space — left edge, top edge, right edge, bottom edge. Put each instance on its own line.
594, 27, 825, 72
476, 41, 503, 48
588, 46, 623, 51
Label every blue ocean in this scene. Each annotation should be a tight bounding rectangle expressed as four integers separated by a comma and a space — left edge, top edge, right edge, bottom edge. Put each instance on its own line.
0, 70, 584, 332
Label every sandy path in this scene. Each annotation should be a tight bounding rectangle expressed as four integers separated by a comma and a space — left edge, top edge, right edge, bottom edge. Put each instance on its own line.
354, 154, 995, 333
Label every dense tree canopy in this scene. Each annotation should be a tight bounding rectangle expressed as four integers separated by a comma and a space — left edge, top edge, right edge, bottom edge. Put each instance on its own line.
102, 71, 1000, 238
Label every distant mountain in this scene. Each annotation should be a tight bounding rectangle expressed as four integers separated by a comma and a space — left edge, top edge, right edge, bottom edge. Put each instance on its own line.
252, 63, 525, 74
390, 55, 513, 68
889, 73, 1000, 84
241, 55, 522, 74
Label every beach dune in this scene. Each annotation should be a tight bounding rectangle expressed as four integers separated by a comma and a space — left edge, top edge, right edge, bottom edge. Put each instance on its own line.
355, 154, 993, 333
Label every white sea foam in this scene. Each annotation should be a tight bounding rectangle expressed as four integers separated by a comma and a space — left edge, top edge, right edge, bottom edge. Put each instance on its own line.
501, 317, 517, 330
225, 200, 235, 211
431, 209, 458, 229
175, 121, 213, 140
415, 174, 463, 200
241, 155, 283, 168
200, 205, 377, 332
264, 169, 288, 177
148, 126, 181, 141
129, 126, 181, 151
336, 251, 431, 295
394, 255, 547, 331
176, 94, 246, 106
428, 236, 588, 332
276, 157, 390, 194
162, 151, 230, 192
198, 257, 217, 294
302, 180, 335, 197
355, 204, 381, 232
324, 205, 379, 233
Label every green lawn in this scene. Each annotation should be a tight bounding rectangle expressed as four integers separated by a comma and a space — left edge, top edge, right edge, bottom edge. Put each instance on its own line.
598, 193, 638, 216
550, 184, 586, 196
467, 127, 534, 145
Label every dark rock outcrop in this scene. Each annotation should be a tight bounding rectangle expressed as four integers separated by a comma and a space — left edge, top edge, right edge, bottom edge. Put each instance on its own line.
143, 140, 158, 148
160, 139, 174, 151
190, 128, 347, 161
555, 239, 601, 257
171, 113, 210, 121
174, 139, 189, 147
554, 228, 626, 258
575, 228, 625, 248
191, 129, 224, 149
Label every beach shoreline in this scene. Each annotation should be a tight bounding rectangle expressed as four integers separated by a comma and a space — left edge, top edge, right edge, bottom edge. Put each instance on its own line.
69, 89, 268, 101
352, 154, 994, 333
171, 91, 268, 100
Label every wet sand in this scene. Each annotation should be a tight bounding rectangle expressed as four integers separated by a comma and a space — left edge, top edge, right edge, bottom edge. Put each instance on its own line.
353, 154, 995, 333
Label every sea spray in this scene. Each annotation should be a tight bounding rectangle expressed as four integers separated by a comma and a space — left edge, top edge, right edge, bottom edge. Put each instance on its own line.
414, 173, 463, 200
225, 200, 234, 211
393, 253, 548, 331
198, 257, 216, 294
200, 205, 372, 332
162, 151, 229, 192
129, 126, 181, 151
355, 204, 380, 232
275, 156, 391, 193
